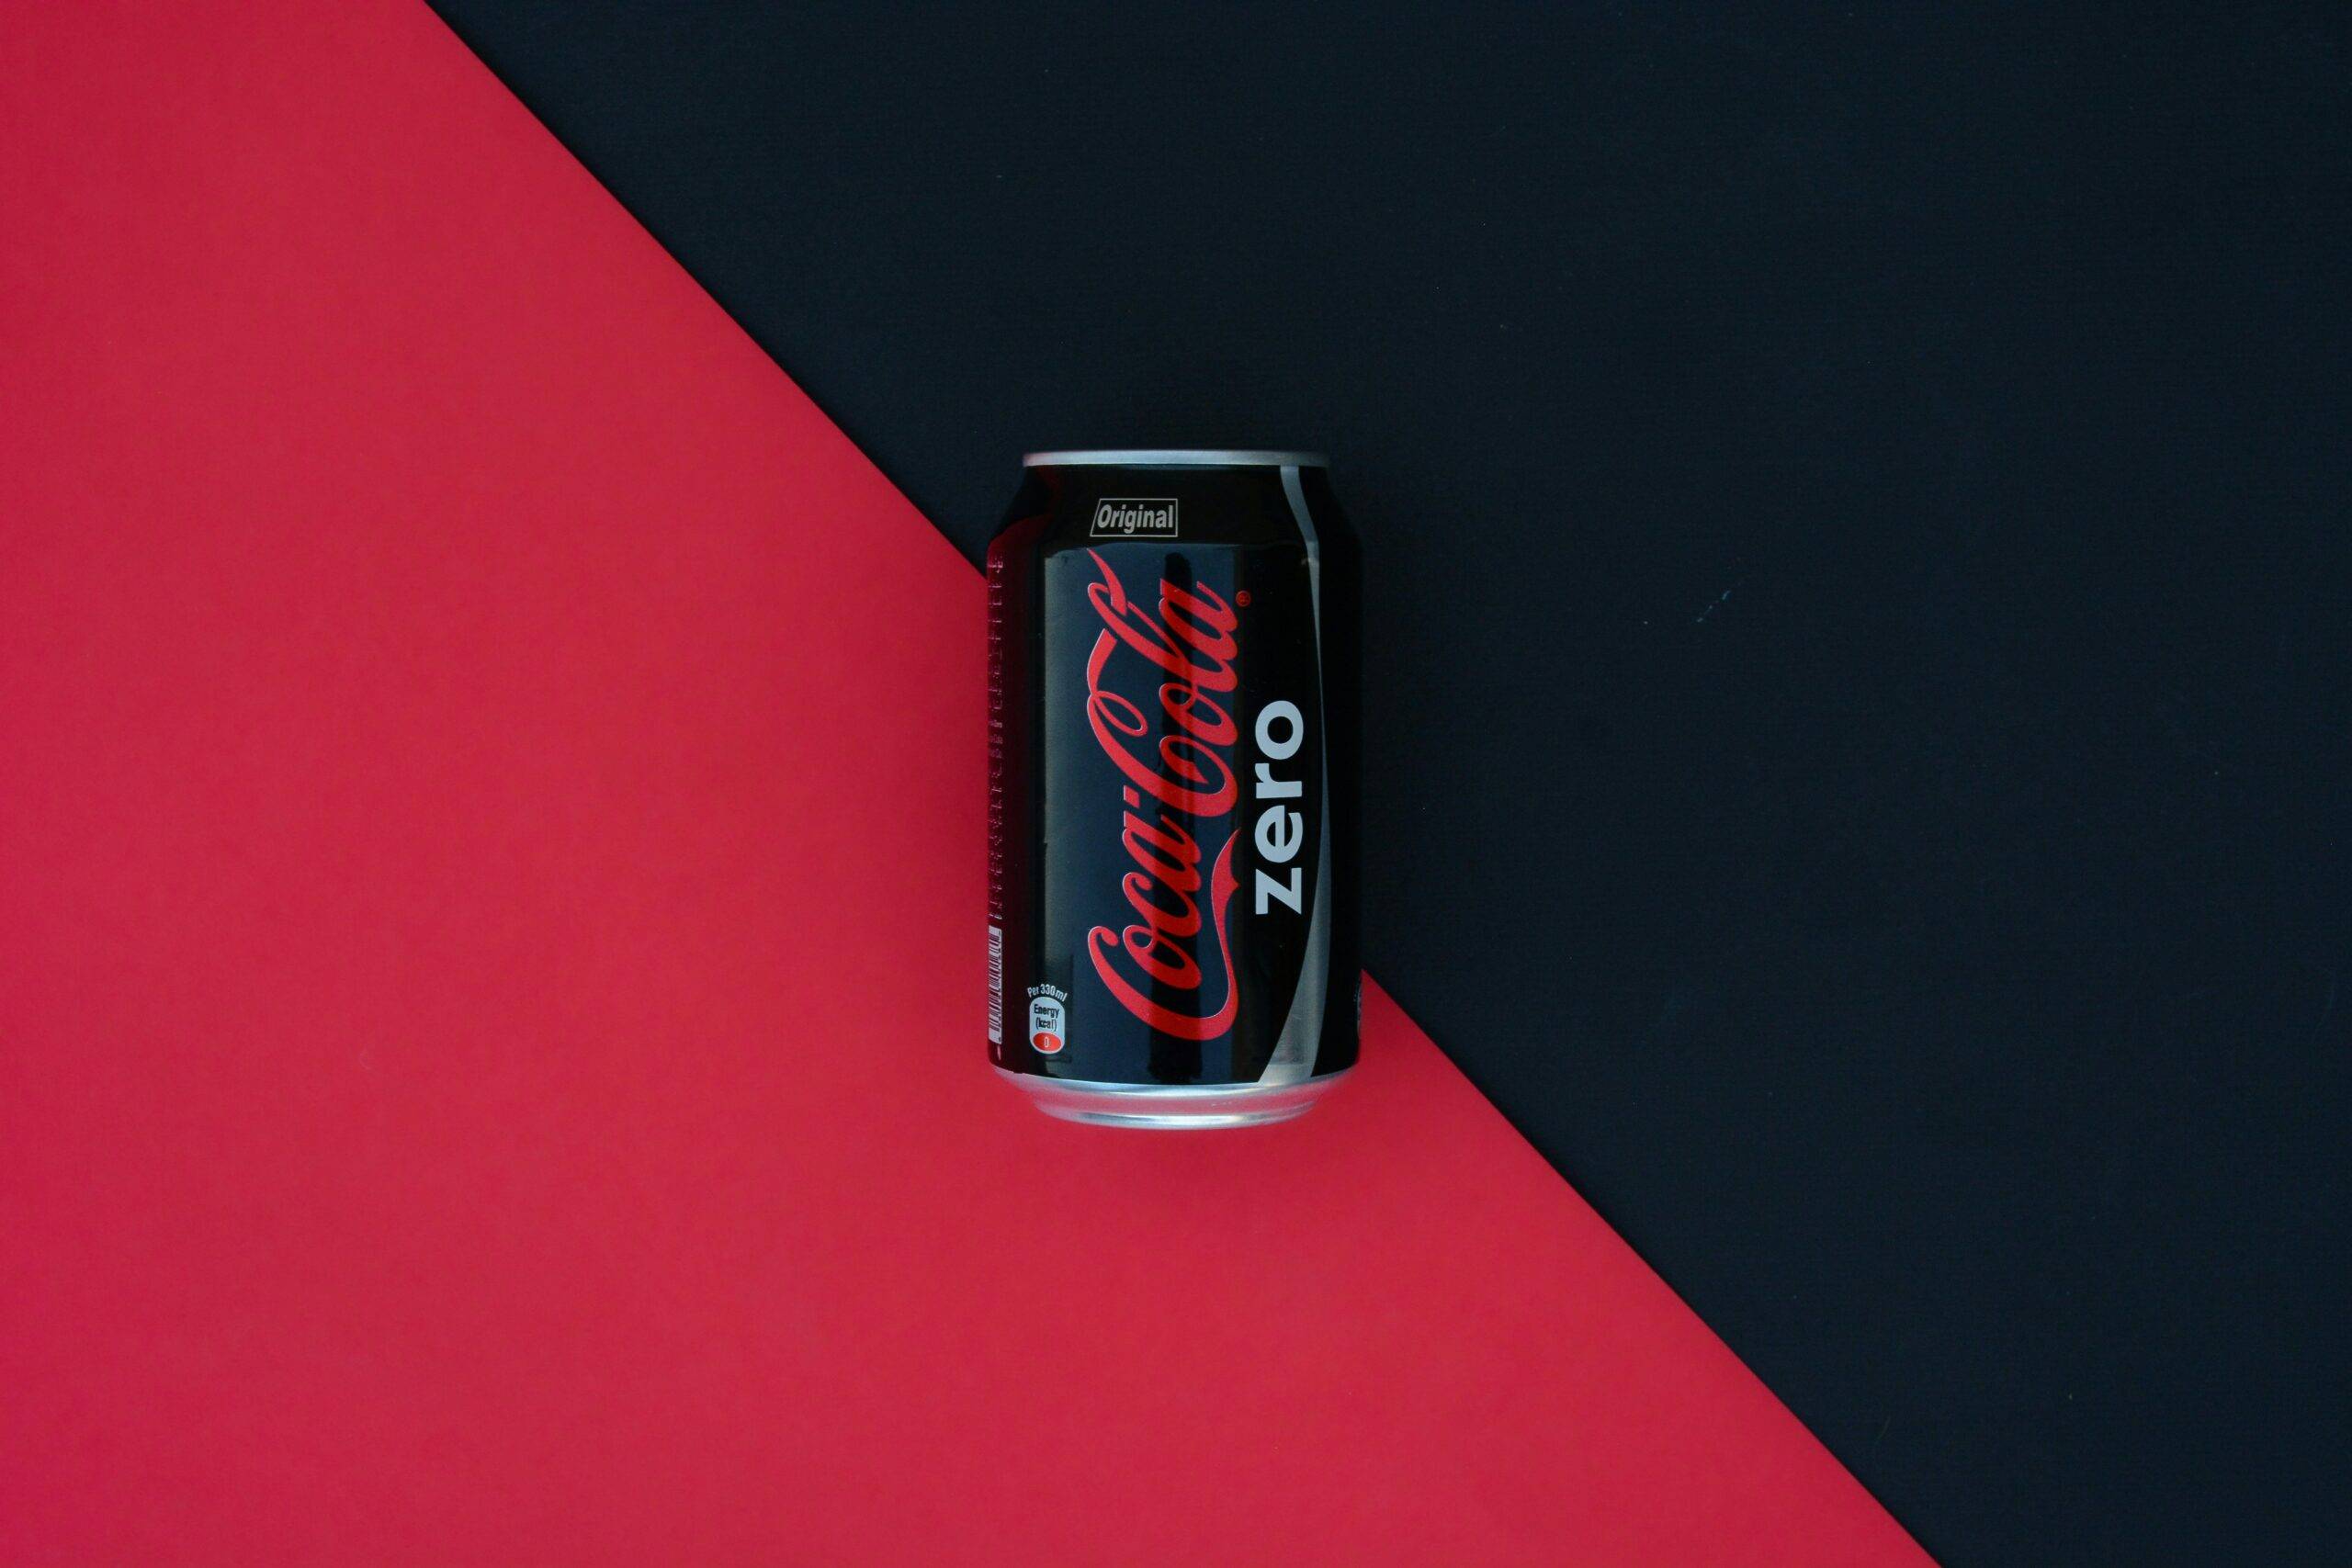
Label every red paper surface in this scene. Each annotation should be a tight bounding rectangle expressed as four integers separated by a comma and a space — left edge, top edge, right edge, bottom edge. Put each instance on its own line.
0, 4, 1928, 1562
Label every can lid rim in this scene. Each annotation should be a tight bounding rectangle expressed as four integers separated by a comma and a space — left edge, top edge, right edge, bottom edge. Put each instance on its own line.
1022, 448, 1329, 468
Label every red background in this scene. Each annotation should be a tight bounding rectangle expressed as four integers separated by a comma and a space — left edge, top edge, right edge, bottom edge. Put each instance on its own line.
0, 4, 1923, 1561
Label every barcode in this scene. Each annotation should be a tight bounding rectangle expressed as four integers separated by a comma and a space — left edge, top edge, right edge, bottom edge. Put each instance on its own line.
987, 925, 1003, 1044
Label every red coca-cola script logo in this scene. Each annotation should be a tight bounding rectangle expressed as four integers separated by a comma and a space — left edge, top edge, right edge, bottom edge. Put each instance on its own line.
1080, 548, 1242, 1042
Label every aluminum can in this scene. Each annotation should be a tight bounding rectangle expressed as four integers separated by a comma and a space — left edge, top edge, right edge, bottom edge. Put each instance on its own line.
987, 449, 1361, 1126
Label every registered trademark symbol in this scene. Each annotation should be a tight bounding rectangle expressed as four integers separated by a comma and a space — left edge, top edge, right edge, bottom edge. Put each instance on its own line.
1236, 591, 1252, 606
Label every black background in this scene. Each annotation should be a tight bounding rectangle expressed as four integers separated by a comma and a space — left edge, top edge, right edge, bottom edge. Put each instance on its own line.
430, 5, 2348, 1561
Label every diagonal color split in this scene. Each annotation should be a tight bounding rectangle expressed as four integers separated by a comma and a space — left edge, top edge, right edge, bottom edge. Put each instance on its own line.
0, 3, 1927, 1562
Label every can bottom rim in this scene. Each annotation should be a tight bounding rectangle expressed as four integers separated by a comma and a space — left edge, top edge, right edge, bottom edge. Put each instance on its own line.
993, 1066, 1351, 1129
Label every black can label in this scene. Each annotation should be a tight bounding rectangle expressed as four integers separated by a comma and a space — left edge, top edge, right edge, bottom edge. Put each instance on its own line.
1021, 540, 1329, 1085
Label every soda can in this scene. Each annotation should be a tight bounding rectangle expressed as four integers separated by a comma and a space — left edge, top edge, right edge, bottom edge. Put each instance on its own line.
987, 450, 1361, 1126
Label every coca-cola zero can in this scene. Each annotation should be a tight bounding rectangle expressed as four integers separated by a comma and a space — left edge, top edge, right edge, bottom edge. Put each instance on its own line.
988, 450, 1361, 1126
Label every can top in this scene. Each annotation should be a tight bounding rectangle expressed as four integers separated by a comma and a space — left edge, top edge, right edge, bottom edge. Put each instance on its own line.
1023, 448, 1329, 468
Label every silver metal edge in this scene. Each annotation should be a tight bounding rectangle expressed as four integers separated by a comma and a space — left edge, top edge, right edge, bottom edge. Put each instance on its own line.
1023, 448, 1329, 468
995, 1066, 1354, 1099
